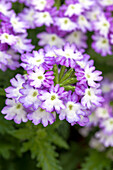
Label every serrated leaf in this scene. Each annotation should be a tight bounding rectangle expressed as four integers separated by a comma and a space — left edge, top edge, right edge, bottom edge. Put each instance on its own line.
22, 136, 62, 170
36, 140, 62, 170
9, 128, 34, 140
48, 132, 69, 149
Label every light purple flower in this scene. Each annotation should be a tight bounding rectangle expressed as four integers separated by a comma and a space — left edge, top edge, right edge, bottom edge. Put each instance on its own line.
34, 11, 53, 27
10, 13, 27, 33
19, 83, 41, 110
92, 34, 112, 56
0, 33, 16, 45
31, 0, 54, 11
59, 91, 86, 124
81, 87, 104, 109
5, 74, 25, 101
65, 30, 87, 49
37, 32, 65, 47
27, 66, 54, 88
54, 17, 77, 31
39, 84, 67, 112
54, 43, 83, 68
1, 99, 28, 124
21, 49, 55, 70
64, 3, 83, 17
27, 107, 56, 127
75, 64, 103, 87
0, 51, 11, 71
0, 1, 12, 16
95, 130, 113, 147
12, 33, 34, 54
19, 7, 36, 29
93, 15, 110, 37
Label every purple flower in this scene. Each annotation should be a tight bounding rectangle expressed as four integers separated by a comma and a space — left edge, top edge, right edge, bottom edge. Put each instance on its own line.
21, 49, 55, 70
65, 30, 87, 49
54, 17, 77, 31
92, 34, 112, 56
27, 66, 54, 88
34, 11, 53, 27
75, 64, 103, 87
0, 33, 16, 45
31, 0, 54, 11
19, 83, 41, 110
0, 51, 11, 71
0, 1, 12, 16
54, 43, 83, 68
6, 49, 20, 70
59, 91, 86, 124
27, 107, 56, 127
19, 7, 36, 29
65, 3, 83, 17
37, 32, 65, 47
5, 74, 25, 101
81, 87, 104, 109
95, 130, 113, 147
10, 13, 27, 33
12, 33, 34, 54
93, 14, 110, 37
39, 84, 67, 112
100, 117, 113, 134
1, 99, 28, 124
77, 14, 92, 32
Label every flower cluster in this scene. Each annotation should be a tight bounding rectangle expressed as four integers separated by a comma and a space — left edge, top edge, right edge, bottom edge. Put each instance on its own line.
1, 43, 104, 127
26, 0, 113, 56
79, 79, 113, 148
0, 0, 34, 71
1, 0, 113, 72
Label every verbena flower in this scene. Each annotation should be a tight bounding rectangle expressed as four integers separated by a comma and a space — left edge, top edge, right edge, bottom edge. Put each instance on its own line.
2, 99, 28, 124
79, 79, 113, 147
2, 43, 104, 126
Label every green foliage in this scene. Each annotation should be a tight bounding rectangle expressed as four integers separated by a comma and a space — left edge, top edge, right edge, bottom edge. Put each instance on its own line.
0, 117, 69, 170
81, 149, 112, 170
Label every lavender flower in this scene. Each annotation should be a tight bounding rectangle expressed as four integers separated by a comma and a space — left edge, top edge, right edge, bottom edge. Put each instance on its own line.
2, 43, 104, 127
27, 108, 56, 127
1, 99, 28, 124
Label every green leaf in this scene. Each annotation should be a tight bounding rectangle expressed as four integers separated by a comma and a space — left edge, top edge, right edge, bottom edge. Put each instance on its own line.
22, 136, 62, 170
81, 149, 112, 170
0, 142, 14, 159
60, 68, 74, 83
53, 64, 59, 84
59, 66, 66, 80
36, 140, 62, 170
48, 132, 69, 149
9, 128, 34, 140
